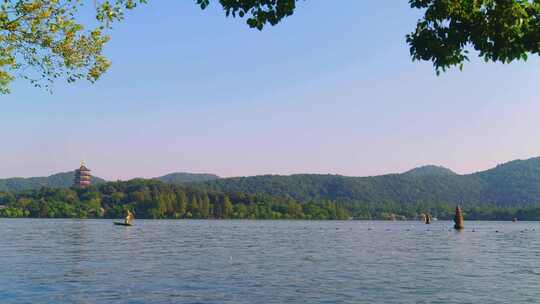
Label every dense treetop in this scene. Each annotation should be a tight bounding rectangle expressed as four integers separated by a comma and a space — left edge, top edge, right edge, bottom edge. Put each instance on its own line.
2, 177, 540, 221
0, 179, 351, 220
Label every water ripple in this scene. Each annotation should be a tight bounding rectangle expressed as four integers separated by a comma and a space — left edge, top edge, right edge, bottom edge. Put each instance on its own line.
1, 219, 540, 303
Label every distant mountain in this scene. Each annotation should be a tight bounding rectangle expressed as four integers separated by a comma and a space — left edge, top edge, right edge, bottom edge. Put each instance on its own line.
192, 157, 540, 206
0, 171, 106, 192
403, 165, 457, 176
155, 172, 220, 184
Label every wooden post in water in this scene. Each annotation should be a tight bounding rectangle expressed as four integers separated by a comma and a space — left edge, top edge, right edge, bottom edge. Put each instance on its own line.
454, 205, 464, 230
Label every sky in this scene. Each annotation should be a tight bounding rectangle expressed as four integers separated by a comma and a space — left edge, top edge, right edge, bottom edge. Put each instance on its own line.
1, 1, 540, 180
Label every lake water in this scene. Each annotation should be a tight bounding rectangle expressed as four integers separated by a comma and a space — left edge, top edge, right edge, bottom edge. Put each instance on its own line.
1, 219, 540, 303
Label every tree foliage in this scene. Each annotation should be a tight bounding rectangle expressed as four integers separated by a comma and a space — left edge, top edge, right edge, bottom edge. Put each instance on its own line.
200, 1, 540, 73
2, 0, 539, 93
2, 179, 540, 221
407, 0, 540, 73
0, 179, 351, 220
197, 0, 296, 30
0, 0, 147, 93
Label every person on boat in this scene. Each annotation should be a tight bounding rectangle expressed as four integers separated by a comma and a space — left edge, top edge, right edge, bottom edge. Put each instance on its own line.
124, 210, 134, 225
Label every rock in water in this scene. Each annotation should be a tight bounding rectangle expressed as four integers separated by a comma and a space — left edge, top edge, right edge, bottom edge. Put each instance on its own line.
454, 205, 464, 230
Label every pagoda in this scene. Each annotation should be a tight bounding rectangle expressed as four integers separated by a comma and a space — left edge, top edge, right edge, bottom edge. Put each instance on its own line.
74, 161, 92, 188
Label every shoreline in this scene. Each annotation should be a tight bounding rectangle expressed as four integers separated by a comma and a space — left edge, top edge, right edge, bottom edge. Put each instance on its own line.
0, 217, 533, 222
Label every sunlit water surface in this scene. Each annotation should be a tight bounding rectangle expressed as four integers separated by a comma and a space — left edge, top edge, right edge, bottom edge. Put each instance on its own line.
1, 219, 540, 303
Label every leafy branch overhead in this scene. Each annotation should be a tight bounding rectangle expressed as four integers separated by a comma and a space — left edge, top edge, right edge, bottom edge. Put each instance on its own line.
0, 0, 146, 94
407, 0, 540, 74
1, 0, 539, 94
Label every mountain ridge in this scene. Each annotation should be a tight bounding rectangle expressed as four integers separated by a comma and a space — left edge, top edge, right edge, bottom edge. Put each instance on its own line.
2, 157, 540, 206
403, 165, 457, 176
154, 172, 220, 184
0, 171, 220, 192
190, 157, 540, 206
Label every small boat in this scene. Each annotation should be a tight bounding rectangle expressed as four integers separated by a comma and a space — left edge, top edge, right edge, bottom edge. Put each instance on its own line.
425, 213, 431, 224
114, 222, 132, 226
114, 210, 135, 226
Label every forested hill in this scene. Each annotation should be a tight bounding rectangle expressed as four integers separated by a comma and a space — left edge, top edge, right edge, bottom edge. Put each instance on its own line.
3, 157, 540, 206
403, 165, 457, 177
0, 171, 106, 192
155, 172, 219, 184
192, 157, 540, 206
3, 158, 540, 220
0, 172, 219, 192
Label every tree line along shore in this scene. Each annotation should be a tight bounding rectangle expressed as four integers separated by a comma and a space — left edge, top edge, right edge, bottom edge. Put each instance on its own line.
1, 179, 540, 221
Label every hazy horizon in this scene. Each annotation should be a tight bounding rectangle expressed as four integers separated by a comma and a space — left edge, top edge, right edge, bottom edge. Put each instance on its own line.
2, 1, 539, 181
1, 155, 538, 181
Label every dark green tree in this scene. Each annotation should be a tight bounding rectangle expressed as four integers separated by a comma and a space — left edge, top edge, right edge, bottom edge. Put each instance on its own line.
223, 196, 233, 219
200, 194, 211, 218
189, 195, 201, 218
176, 191, 188, 219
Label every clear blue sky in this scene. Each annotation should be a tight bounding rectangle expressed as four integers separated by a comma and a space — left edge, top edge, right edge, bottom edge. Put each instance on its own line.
2, 1, 540, 180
